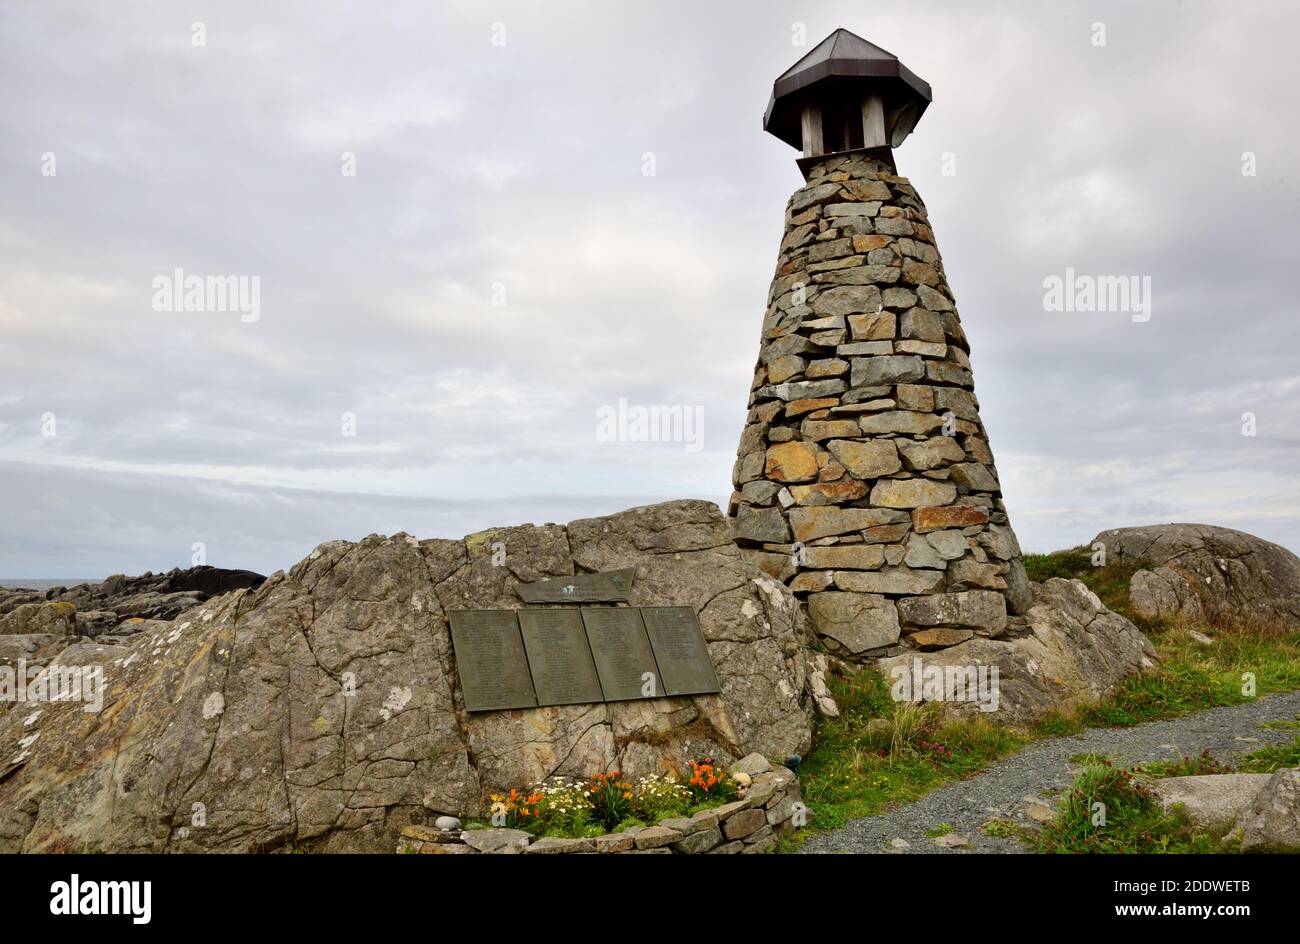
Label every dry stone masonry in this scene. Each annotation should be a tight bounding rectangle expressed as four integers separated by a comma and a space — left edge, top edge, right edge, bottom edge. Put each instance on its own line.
729, 153, 1031, 661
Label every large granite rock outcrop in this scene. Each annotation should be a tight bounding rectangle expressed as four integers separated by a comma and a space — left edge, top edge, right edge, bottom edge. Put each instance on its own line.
0, 565, 265, 638
1093, 524, 1300, 626
0, 501, 827, 853
0, 567, 265, 678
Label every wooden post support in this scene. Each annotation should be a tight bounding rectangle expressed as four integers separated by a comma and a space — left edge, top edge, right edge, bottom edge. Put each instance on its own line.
861, 93, 886, 150
800, 104, 824, 158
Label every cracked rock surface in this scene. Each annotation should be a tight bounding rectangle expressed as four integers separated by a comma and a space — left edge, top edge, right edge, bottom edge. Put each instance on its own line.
1094, 523, 1300, 625
0, 500, 825, 852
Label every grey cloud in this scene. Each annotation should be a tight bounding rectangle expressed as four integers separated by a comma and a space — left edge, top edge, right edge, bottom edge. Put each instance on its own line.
1, 0, 1297, 578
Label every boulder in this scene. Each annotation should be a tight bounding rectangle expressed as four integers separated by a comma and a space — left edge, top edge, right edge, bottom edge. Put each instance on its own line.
731, 752, 772, 777
0, 634, 66, 671
877, 578, 1157, 725
1093, 524, 1300, 625
0, 603, 77, 637
1233, 768, 1300, 851
1129, 566, 1205, 623
1151, 773, 1271, 828
0, 500, 826, 853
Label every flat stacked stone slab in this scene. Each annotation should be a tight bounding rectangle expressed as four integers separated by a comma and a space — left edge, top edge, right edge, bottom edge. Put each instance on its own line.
729, 153, 1031, 660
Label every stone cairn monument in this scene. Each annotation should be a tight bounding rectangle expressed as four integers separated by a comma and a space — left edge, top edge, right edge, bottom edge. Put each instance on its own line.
729, 29, 1031, 661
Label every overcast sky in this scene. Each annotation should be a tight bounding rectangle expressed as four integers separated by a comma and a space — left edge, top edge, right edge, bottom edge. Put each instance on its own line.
1, 0, 1298, 579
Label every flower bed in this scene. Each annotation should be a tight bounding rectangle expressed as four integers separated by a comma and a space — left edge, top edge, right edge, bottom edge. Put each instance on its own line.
398, 754, 803, 855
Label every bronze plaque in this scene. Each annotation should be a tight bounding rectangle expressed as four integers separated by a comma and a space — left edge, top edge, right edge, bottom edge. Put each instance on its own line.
517, 608, 603, 707
580, 607, 661, 701
516, 569, 635, 604
641, 607, 721, 697
449, 610, 538, 712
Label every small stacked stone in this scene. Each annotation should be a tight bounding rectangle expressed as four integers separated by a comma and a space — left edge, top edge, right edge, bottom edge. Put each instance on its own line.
728, 153, 1031, 661
395, 755, 802, 855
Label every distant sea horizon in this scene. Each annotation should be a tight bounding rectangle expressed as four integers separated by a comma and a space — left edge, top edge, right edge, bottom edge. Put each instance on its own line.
0, 579, 100, 590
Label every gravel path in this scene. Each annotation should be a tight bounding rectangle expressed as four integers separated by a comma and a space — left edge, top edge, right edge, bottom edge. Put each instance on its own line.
798, 690, 1300, 854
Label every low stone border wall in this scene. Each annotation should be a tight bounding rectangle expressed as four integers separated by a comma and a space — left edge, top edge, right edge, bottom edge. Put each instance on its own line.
397, 761, 803, 855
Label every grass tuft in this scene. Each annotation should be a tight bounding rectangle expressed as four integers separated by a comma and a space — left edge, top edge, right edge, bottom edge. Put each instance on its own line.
1238, 736, 1300, 774
1031, 759, 1233, 854
795, 669, 1024, 833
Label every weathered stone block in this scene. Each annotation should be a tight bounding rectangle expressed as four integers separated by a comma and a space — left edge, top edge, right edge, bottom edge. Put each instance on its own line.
669, 826, 723, 853
897, 436, 964, 470
802, 419, 860, 441
813, 285, 883, 317
786, 396, 839, 417
722, 808, 768, 841
767, 379, 848, 401
896, 590, 1007, 635
950, 462, 1000, 492
765, 442, 820, 482
803, 545, 886, 571
912, 505, 990, 532
826, 439, 901, 479
788, 480, 869, 506
871, 479, 958, 509
908, 627, 974, 650
847, 311, 895, 340
767, 354, 806, 383
859, 411, 944, 436
807, 592, 901, 653
806, 358, 849, 378
836, 568, 945, 595
634, 825, 684, 850
789, 506, 905, 542
732, 505, 791, 543
838, 340, 892, 356
851, 355, 925, 387
946, 560, 1006, 589
900, 308, 945, 343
